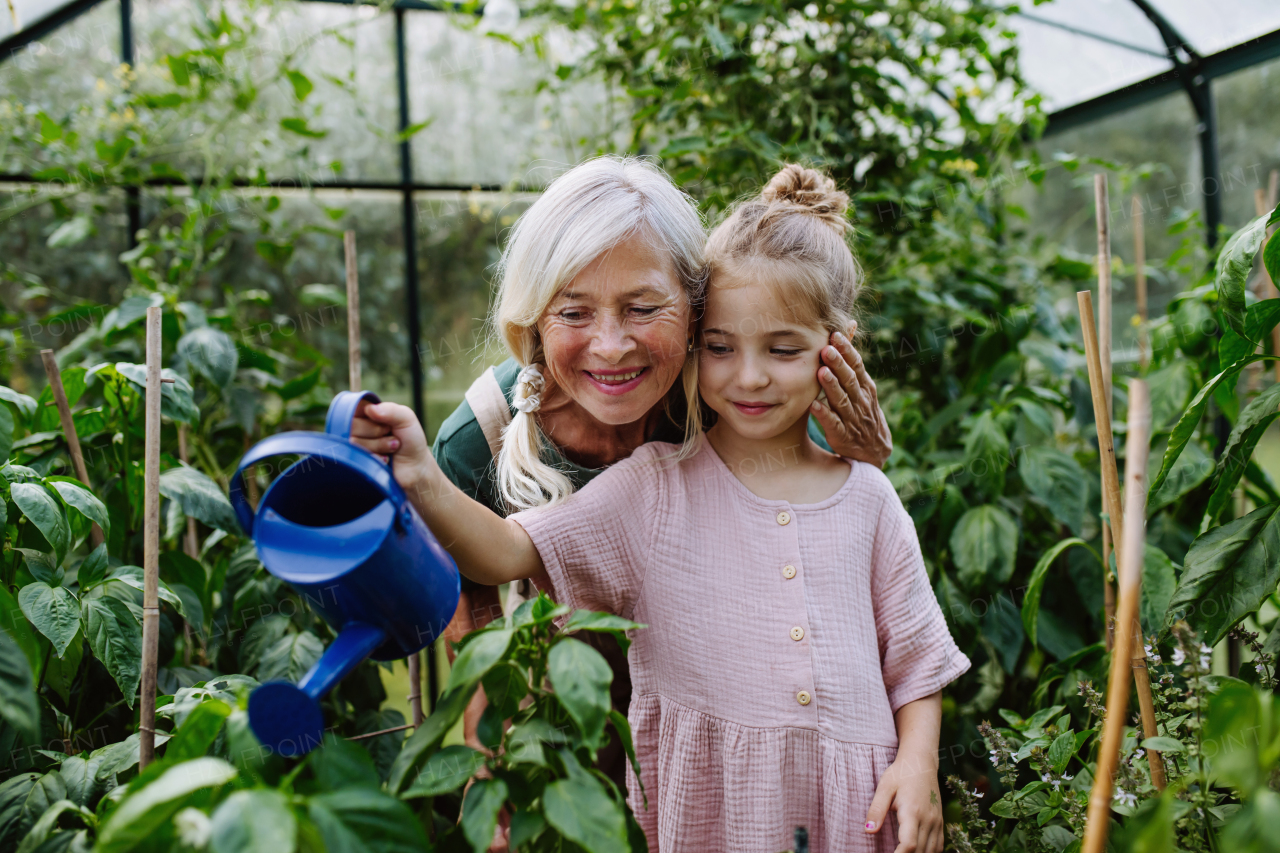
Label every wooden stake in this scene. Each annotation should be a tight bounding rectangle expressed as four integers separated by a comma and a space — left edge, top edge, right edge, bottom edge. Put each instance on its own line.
1094, 176, 1117, 649
40, 350, 103, 548
344, 228, 423, 728
139, 307, 163, 770
345, 230, 362, 394
1078, 291, 1166, 790
1132, 196, 1148, 370
1082, 380, 1153, 853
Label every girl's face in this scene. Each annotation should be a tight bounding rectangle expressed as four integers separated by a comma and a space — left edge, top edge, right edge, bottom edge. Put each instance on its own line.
698, 275, 830, 441
538, 234, 692, 427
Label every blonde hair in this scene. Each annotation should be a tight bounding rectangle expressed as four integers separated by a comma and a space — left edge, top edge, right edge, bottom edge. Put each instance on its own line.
492, 156, 707, 511
704, 164, 862, 334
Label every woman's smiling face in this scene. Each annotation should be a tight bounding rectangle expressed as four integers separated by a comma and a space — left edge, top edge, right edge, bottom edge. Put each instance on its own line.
537, 233, 692, 426
698, 274, 829, 441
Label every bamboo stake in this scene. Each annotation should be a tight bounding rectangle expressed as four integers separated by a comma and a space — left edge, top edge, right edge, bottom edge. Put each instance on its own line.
40, 349, 103, 548
1081, 380, 1152, 853
345, 230, 362, 394
1095, 176, 1116, 649
343, 228, 424, 728
1132, 196, 1148, 370
1078, 292, 1167, 790
139, 307, 163, 770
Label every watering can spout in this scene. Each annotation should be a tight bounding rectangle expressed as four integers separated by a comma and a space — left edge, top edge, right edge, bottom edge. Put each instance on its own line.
236, 390, 460, 757
248, 622, 387, 756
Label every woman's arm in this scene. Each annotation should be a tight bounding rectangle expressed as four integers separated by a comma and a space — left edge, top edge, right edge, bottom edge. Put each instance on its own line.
351, 400, 543, 586
811, 323, 894, 468
864, 691, 944, 853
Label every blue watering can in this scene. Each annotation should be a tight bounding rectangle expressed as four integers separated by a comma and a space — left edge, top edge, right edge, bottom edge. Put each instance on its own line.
230, 391, 460, 757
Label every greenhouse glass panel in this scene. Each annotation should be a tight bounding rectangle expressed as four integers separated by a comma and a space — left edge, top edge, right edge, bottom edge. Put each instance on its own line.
1215, 56, 1280, 227
415, 190, 534, 440
1016, 90, 1199, 357
0, 188, 126, 391
405, 13, 620, 187
2, 0, 84, 40
132, 0, 400, 183
0, 0, 121, 165
1145, 0, 1280, 56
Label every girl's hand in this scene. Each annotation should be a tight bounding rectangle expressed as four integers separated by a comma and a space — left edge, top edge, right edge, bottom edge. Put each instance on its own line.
811, 322, 893, 468
864, 754, 944, 853
349, 400, 435, 495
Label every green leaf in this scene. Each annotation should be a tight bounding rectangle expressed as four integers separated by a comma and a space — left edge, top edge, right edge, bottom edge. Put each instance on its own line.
386, 683, 477, 794
0, 628, 39, 745
48, 480, 110, 541
963, 411, 1010, 498
0, 386, 38, 423
460, 777, 507, 853
950, 505, 1018, 587
1219, 300, 1280, 369
1149, 357, 1264, 495
1047, 730, 1076, 773
659, 135, 707, 157
1140, 736, 1186, 753
481, 663, 528, 719
1216, 213, 1273, 335
57, 754, 108, 808
165, 699, 232, 762
103, 565, 188, 618
504, 718, 568, 768
609, 709, 644, 804
1146, 362, 1196, 431
562, 610, 645, 655
1114, 791, 1178, 853
0, 402, 12, 462
446, 628, 514, 690
1147, 438, 1213, 513
210, 789, 296, 853
177, 327, 238, 388
1201, 681, 1264, 792
1141, 545, 1178, 637
166, 55, 191, 86
159, 466, 239, 532
96, 758, 237, 853
309, 734, 382, 791
11, 483, 70, 562
279, 366, 322, 401
81, 596, 142, 706
285, 69, 313, 101
543, 752, 629, 853
1165, 502, 1280, 645
395, 120, 433, 142
401, 745, 486, 798
308, 788, 428, 853
47, 217, 93, 249
509, 809, 547, 850
548, 638, 612, 750
0, 774, 40, 850
1266, 232, 1280, 287
258, 631, 324, 683
0, 585, 41, 676
1020, 447, 1086, 534
281, 117, 326, 138
18, 583, 80, 658
1022, 538, 1092, 648
114, 363, 200, 423
1205, 381, 1280, 522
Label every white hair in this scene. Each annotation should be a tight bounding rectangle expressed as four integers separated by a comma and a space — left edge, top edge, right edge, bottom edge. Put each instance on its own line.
491, 156, 707, 511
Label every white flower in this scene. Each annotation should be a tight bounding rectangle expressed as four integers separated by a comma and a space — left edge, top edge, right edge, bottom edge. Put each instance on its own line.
174, 808, 211, 848
972, 788, 983, 799
1113, 789, 1138, 808
1144, 638, 1162, 664
1199, 644, 1213, 670
1172, 647, 1187, 666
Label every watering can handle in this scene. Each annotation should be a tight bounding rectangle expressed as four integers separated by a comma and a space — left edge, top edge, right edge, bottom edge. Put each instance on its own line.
229, 430, 407, 537
325, 390, 381, 441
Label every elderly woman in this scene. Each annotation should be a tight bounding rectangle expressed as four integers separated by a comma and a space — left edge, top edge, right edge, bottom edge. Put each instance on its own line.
353, 156, 891, 791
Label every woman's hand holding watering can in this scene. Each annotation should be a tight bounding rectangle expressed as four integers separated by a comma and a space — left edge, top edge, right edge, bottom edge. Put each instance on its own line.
349, 399, 437, 499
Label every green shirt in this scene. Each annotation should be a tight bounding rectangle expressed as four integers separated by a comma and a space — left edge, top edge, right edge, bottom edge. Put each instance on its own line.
433, 356, 832, 519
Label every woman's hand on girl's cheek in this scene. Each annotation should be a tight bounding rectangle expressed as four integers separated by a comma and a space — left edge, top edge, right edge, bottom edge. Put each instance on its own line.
864, 756, 945, 853
350, 400, 434, 494
811, 323, 893, 468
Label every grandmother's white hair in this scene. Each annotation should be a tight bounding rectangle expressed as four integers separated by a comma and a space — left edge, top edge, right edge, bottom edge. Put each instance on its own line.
492, 156, 707, 511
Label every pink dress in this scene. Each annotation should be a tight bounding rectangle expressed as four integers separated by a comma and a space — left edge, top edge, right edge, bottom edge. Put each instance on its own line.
513, 436, 969, 852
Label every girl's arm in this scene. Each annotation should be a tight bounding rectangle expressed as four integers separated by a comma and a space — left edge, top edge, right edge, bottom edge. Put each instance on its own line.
864, 691, 944, 853
352, 399, 542, 586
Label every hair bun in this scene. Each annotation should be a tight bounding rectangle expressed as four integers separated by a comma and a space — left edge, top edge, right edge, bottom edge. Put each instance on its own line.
761, 164, 849, 231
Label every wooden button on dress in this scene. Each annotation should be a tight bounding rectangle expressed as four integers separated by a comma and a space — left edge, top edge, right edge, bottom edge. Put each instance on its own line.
776, 511, 791, 525
782, 564, 796, 579
790, 626, 805, 641
796, 691, 811, 705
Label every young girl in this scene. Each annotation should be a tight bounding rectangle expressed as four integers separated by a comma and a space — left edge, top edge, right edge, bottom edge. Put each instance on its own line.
363, 165, 968, 853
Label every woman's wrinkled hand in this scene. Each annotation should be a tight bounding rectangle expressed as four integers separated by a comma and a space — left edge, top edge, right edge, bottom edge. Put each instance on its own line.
349, 400, 433, 495
811, 322, 893, 468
